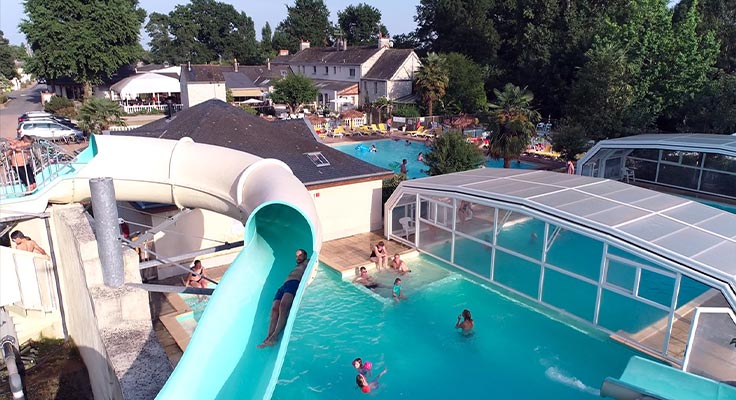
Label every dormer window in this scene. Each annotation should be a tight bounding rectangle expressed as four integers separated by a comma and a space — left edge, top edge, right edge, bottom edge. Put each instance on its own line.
306, 152, 330, 167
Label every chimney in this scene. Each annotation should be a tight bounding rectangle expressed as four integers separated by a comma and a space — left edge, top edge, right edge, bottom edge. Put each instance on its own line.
188, 61, 191, 72
299, 40, 310, 52
279, 49, 289, 56
234, 58, 238, 72
378, 33, 390, 49
267, 58, 271, 70
342, 39, 347, 51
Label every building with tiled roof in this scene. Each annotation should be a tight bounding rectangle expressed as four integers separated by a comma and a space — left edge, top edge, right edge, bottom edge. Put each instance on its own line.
118, 99, 392, 241
278, 36, 421, 111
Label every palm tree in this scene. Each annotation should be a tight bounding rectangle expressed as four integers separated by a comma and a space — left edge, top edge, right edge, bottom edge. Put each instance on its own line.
414, 53, 448, 117
78, 97, 125, 135
487, 83, 541, 168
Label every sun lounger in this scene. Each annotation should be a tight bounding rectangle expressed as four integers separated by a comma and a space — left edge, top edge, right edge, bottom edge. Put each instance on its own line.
406, 126, 425, 136
378, 123, 389, 133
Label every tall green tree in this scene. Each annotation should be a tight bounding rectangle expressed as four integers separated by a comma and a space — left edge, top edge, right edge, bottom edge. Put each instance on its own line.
337, 3, 388, 46
415, 0, 499, 65
487, 83, 540, 168
414, 53, 449, 117
674, 0, 736, 73
442, 53, 487, 114
565, 43, 635, 140
424, 131, 484, 176
270, 73, 318, 114
147, 0, 261, 65
20, 0, 146, 98
261, 22, 275, 59
275, 0, 331, 54
0, 31, 17, 79
675, 72, 736, 133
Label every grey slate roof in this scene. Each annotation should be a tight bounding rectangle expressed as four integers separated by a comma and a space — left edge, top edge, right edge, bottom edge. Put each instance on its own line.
287, 46, 382, 65
223, 72, 257, 90
239, 65, 291, 87
118, 100, 391, 186
363, 49, 415, 80
181, 65, 226, 82
311, 79, 358, 92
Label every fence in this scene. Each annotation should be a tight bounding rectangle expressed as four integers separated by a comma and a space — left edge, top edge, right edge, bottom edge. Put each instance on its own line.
122, 104, 183, 115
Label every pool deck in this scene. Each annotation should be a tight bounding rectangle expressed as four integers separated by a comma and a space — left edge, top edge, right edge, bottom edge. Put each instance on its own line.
318, 230, 416, 279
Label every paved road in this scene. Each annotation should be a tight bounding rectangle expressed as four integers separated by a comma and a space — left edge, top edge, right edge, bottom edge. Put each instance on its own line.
0, 84, 47, 140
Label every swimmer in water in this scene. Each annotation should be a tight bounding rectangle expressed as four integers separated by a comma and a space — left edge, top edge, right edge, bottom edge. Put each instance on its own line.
352, 357, 372, 376
455, 309, 474, 334
356, 368, 388, 393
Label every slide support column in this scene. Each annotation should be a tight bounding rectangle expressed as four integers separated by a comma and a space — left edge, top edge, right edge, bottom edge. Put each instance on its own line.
90, 177, 125, 288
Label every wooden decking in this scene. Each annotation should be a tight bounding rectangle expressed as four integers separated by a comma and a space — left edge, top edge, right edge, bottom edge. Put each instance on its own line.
318, 230, 415, 278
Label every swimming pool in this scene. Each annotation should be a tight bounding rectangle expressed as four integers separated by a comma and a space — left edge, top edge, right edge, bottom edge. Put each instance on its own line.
272, 257, 643, 399
333, 139, 535, 179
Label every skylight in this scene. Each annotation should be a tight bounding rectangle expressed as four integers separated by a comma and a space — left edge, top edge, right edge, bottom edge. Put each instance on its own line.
306, 152, 330, 167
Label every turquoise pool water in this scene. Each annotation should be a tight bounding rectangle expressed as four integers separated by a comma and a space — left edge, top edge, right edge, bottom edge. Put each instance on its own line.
333, 139, 535, 179
273, 257, 643, 399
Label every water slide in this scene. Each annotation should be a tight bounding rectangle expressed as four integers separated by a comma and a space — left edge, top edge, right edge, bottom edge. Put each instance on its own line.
0, 135, 322, 399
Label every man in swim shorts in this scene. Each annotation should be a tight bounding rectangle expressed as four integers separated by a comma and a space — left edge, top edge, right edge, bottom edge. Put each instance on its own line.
353, 266, 379, 290
258, 249, 309, 348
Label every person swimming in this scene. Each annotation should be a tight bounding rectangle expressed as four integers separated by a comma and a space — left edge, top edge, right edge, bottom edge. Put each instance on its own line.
356, 368, 388, 393
352, 357, 372, 376
455, 309, 474, 334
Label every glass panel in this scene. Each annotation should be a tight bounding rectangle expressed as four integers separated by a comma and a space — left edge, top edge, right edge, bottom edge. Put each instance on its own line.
676, 275, 711, 308
685, 309, 736, 381
606, 260, 635, 293
638, 269, 675, 307
633, 159, 657, 182
629, 148, 659, 160
494, 250, 540, 298
598, 289, 668, 351
602, 157, 623, 179
680, 151, 701, 167
661, 149, 681, 163
455, 201, 496, 242
496, 215, 544, 260
607, 246, 668, 272
419, 195, 454, 229
658, 164, 700, 190
704, 153, 736, 173
417, 220, 452, 262
700, 170, 736, 198
542, 269, 597, 321
546, 226, 603, 281
668, 279, 721, 361
453, 236, 492, 277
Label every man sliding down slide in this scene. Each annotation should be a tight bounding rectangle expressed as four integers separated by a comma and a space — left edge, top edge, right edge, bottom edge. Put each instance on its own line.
258, 249, 309, 348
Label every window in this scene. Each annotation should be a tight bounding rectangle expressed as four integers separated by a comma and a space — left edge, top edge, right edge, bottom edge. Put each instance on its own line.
349, 68, 356, 77
374, 82, 378, 94
333, 66, 337, 74
325, 66, 329, 75
306, 152, 330, 167
312, 66, 316, 74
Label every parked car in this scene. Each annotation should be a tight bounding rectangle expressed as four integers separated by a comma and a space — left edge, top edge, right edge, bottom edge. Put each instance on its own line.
17, 120, 84, 142
18, 112, 78, 131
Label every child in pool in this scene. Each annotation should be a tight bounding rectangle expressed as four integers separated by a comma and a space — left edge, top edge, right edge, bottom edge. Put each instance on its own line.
352, 357, 372, 376
392, 278, 406, 302
356, 368, 388, 393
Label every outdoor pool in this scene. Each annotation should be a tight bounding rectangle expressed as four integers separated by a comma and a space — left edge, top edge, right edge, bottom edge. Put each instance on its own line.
333, 139, 536, 179
272, 256, 644, 399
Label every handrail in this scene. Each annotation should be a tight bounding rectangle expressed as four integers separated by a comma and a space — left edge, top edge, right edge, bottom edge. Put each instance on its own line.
0, 138, 79, 201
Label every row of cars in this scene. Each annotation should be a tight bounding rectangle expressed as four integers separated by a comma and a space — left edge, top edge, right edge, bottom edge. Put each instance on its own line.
17, 111, 85, 143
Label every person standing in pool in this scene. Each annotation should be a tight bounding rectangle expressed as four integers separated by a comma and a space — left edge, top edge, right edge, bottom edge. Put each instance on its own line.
370, 144, 377, 152
392, 278, 406, 302
455, 309, 474, 333
258, 249, 309, 348
399, 159, 408, 175
353, 266, 380, 290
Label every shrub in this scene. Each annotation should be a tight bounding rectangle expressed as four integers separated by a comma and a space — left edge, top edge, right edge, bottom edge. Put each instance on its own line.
392, 104, 420, 118
239, 104, 257, 115
44, 96, 76, 116
382, 173, 407, 204
0, 93, 7, 104
424, 131, 484, 176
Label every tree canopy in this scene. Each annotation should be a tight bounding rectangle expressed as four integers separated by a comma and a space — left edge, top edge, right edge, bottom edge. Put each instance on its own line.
487, 83, 540, 168
21, 0, 146, 97
337, 3, 388, 46
145, 0, 261, 65
270, 73, 318, 114
424, 131, 485, 176
274, 0, 331, 54
442, 53, 487, 114
415, 53, 449, 117
0, 31, 16, 79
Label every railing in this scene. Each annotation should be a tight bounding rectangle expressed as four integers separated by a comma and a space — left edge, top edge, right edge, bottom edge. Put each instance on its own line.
0, 138, 78, 200
122, 104, 182, 114
0, 247, 57, 312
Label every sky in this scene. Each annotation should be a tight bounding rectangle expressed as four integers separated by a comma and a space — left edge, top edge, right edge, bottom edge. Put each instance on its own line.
0, 0, 420, 47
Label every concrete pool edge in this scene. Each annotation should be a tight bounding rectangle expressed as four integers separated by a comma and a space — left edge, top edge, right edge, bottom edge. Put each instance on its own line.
159, 291, 194, 352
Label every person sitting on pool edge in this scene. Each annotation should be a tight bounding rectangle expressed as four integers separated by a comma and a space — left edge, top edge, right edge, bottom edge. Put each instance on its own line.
369, 241, 389, 271
258, 249, 309, 348
353, 266, 379, 290
455, 309, 474, 333
390, 253, 411, 274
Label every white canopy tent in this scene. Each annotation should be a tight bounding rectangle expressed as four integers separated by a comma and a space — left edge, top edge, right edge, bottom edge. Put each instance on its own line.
110, 72, 180, 99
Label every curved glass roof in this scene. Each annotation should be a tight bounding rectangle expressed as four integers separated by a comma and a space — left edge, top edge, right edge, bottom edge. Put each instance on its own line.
397, 169, 736, 305
580, 133, 736, 155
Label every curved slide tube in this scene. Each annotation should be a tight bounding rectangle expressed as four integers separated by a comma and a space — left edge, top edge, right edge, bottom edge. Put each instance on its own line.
0, 135, 322, 399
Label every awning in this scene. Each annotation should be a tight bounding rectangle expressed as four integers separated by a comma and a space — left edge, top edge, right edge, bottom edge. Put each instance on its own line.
110, 72, 180, 97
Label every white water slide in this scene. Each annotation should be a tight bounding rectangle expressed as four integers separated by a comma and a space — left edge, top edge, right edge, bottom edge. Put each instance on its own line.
0, 135, 322, 399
